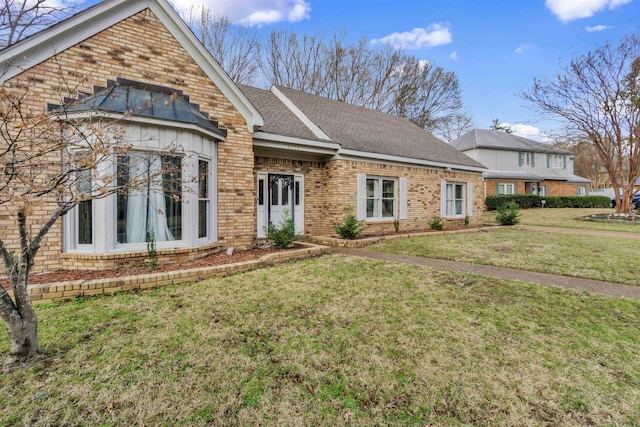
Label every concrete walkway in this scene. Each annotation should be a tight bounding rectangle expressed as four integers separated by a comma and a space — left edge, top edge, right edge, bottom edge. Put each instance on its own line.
333, 247, 640, 300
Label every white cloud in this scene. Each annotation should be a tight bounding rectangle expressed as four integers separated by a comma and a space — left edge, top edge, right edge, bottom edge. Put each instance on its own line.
503, 123, 552, 143
585, 24, 611, 31
169, 0, 311, 27
545, 0, 632, 22
370, 23, 452, 50
515, 44, 533, 54
449, 51, 458, 61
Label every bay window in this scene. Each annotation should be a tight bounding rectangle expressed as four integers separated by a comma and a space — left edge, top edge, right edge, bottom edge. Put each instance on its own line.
198, 159, 209, 239
116, 152, 182, 244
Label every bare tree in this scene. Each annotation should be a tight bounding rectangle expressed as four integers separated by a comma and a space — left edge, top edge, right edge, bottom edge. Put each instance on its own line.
441, 112, 474, 142
523, 34, 640, 213
259, 29, 327, 94
0, 0, 76, 48
260, 28, 472, 138
190, 9, 260, 85
0, 75, 185, 370
390, 57, 471, 135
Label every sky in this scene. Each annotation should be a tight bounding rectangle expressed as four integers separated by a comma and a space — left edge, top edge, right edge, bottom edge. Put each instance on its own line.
85, 0, 639, 140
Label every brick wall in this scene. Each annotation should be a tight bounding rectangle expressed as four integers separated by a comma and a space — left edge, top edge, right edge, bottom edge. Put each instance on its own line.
485, 179, 581, 197
2, 9, 255, 272
255, 157, 484, 237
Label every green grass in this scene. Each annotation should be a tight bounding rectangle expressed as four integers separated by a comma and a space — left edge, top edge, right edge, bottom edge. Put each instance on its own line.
372, 228, 640, 286
1, 256, 640, 425
483, 207, 640, 232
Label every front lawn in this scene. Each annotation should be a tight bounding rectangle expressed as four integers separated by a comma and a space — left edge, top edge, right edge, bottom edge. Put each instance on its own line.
1, 256, 639, 426
483, 207, 640, 233
371, 228, 640, 286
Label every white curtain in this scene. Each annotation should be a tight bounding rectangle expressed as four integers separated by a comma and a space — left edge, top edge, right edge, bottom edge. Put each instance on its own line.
125, 154, 175, 243
146, 156, 174, 242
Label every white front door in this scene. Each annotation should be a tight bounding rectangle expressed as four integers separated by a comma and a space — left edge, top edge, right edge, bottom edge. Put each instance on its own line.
257, 173, 304, 238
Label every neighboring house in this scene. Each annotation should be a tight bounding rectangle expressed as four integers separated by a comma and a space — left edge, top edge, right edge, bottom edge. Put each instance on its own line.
451, 129, 591, 198
0, 0, 485, 273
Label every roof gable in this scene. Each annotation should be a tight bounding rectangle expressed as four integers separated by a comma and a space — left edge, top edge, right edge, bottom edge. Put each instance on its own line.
0, 0, 263, 131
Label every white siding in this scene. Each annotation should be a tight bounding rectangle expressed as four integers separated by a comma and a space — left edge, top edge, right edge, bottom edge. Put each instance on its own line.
473, 148, 575, 179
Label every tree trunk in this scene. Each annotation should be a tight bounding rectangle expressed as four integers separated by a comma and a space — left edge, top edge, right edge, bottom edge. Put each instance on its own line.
3, 314, 40, 372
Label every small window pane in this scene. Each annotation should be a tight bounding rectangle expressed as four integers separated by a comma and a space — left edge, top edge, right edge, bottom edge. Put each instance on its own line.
366, 199, 375, 217
382, 200, 394, 217
455, 184, 463, 199
78, 200, 92, 244
382, 180, 395, 198
258, 179, 264, 206
198, 200, 208, 238
455, 200, 463, 215
282, 183, 289, 206
270, 181, 278, 205
366, 179, 376, 197
198, 160, 208, 199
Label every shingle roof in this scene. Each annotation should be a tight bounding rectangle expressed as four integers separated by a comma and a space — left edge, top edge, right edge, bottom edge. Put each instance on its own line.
451, 129, 571, 154
254, 86, 483, 168
238, 85, 321, 141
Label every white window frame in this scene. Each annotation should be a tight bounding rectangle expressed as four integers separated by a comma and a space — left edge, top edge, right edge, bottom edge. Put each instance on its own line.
365, 176, 397, 220
446, 182, 466, 217
577, 186, 586, 196
519, 152, 533, 166
440, 180, 473, 219
497, 183, 515, 195
549, 154, 564, 169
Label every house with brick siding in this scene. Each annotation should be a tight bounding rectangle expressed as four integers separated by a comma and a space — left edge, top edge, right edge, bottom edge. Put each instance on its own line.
451, 129, 591, 198
0, 0, 485, 273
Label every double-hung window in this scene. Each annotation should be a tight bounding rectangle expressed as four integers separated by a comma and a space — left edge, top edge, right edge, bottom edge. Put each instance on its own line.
366, 176, 396, 219
497, 183, 515, 195
77, 168, 93, 245
518, 152, 534, 167
198, 159, 210, 239
445, 182, 466, 217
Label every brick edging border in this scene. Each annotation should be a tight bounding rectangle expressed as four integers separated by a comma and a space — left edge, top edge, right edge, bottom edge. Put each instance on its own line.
25, 243, 331, 305
308, 226, 495, 248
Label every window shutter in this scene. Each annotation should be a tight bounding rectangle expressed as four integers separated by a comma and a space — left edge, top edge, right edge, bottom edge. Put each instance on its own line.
467, 182, 473, 217
531, 154, 536, 167
518, 152, 524, 167
514, 183, 519, 194
585, 187, 589, 195
546, 154, 550, 168
440, 180, 447, 217
399, 177, 408, 220
563, 155, 567, 169
576, 186, 580, 196
356, 174, 366, 220
495, 183, 500, 195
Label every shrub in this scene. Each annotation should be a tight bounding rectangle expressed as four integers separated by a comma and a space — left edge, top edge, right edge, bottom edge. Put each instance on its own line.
495, 201, 521, 225
428, 216, 443, 230
335, 205, 366, 239
393, 218, 400, 233
266, 209, 298, 248
485, 194, 611, 210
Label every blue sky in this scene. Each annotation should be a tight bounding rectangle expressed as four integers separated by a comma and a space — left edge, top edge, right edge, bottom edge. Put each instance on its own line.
170, 0, 637, 139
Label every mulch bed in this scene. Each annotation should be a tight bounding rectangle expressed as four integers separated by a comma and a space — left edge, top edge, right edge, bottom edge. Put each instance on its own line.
582, 214, 640, 223
1, 246, 289, 289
